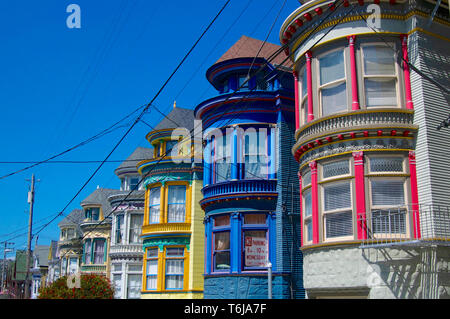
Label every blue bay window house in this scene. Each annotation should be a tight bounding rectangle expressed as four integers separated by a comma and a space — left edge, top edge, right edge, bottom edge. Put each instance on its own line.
195, 36, 304, 299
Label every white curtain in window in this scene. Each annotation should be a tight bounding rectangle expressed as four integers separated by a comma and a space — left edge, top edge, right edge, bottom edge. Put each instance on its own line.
165, 260, 184, 289
129, 214, 143, 243
146, 259, 158, 290
149, 188, 161, 223
167, 186, 186, 222
371, 180, 405, 206
93, 240, 105, 264
113, 274, 122, 299
127, 274, 141, 299
321, 82, 347, 116
84, 241, 91, 264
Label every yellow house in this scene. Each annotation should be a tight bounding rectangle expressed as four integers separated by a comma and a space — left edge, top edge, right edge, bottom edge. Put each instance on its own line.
137, 106, 204, 299
79, 188, 119, 278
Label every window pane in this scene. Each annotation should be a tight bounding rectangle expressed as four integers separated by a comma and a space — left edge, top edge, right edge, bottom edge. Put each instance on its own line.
214, 215, 230, 227
147, 260, 158, 275
68, 258, 78, 274
127, 274, 141, 299
93, 240, 105, 264
370, 157, 403, 172
168, 185, 186, 222
129, 177, 139, 190
319, 50, 345, 85
305, 219, 313, 242
302, 169, 311, 186
304, 189, 312, 217
371, 180, 405, 206
166, 247, 184, 257
214, 252, 230, 271
147, 248, 158, 258
244, 230, 268, 267
301, 67, 308, 98
365, 78, 397, 107
165, 140, 178, 156
113, 274, 122, 298
325, 211, 353, 238
323, 160, 349, 178
215, 133, 231, 183
165, 259, 184, 290
128, 264, 142, 272
324, 182, 351, 211
129, 214, 143, 244
84, 241, 91, 264
214, 232, 230, 250
363, 46, 395, 75
149, 188, 161, 223
321, 82, 347, 116
244, 214, 266, 225
116, 214, 124, 244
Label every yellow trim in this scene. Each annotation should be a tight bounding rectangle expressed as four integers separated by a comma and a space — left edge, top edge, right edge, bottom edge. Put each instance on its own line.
289, 11, 450, 57
299, 148, 412, 171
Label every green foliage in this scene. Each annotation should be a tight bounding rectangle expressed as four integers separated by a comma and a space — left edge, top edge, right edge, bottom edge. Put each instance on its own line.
38, 274, 114, 299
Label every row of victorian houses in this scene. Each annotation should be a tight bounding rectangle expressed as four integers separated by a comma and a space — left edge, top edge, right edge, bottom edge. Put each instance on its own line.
28, 0, 450, 299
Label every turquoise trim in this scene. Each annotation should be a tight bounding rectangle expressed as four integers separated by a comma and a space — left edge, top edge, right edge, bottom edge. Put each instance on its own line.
143, 237, 191, 252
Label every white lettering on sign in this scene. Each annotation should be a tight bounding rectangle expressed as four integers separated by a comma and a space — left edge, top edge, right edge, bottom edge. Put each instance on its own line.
245, 236, 267, 267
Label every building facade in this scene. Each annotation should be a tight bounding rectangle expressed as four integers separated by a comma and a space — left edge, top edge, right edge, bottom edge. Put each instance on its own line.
108, 147, 153, 299
195, 36, 304, 299
281, 0, 450, 298
80, 188, 118, 278
57, 209, 84, 279
30, 245, 49, 299
138, 106, 205, 299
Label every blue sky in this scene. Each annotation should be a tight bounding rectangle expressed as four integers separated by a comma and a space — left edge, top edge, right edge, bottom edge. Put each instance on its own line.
0, 0, 300, 251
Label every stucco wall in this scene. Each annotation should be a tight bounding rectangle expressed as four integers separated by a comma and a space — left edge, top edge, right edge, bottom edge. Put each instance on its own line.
302, 244, 450, 299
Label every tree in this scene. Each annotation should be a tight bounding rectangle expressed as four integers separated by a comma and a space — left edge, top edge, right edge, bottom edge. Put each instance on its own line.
38, 274, 114, 299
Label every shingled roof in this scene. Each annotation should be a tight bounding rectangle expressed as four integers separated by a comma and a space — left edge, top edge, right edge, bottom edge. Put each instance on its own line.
80, 188, 119, 221
114, 146, 153, 176
58, 208, 84, 228
215, 35, 293, 69
154, 106, 195, 132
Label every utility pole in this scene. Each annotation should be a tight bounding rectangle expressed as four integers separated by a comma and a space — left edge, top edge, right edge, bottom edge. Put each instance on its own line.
1, 241, 14, 292
24, 174, 35, 299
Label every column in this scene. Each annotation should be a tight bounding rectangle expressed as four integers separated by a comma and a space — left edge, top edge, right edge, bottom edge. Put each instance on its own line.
309, 161, 319, 243
408, 151, 421, 239
293, 71, 300, 130
347, 35, 360, 110
298, 171, 304, 247
401, 34, 414, 110
230, 212, 241, 273
305, 51, 314, 122
353, 151, 367, 240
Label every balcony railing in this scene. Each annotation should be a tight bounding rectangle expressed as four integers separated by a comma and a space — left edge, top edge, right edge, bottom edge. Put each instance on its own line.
109, 243, 143, 256
202, 179, 277, 198
359, 204, 450, 248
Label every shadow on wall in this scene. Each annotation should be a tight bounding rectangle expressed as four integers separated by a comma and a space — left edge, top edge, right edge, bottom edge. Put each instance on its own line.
362, 245, 450, 299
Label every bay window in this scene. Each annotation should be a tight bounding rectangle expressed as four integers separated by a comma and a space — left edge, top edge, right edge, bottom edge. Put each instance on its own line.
362, 44, 398, 107
318, 49, 348, 116
167, 185, 186, 222
323, 182, 353, 239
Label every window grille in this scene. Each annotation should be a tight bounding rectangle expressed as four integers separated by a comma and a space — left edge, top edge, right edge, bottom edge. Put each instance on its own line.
369, 157, 403, 172
323, 160, 349, 178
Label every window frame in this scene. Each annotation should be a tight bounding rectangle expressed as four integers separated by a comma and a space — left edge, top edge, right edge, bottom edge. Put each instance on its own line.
145, 247, 159, 291
316, 47, 349, 117
148, 186, 162, 224
211, 214, 231, 273
164, 247, 185, 290
167, 185, 187, 223
129, 213, 144, 244
243, 128, 269, 180
115, 214, 124, 244
241, 213, 269, 271
359, 42, 401, 109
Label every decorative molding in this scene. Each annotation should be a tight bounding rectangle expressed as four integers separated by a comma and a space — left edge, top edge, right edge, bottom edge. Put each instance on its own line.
143, 237, 191, 252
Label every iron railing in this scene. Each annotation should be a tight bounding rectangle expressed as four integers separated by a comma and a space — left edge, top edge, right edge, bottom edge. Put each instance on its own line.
359, 204, 450, 248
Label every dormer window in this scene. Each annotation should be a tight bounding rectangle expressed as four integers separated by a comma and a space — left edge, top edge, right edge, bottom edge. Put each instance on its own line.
238, 75, 249, 90
85, 207, 100, 221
